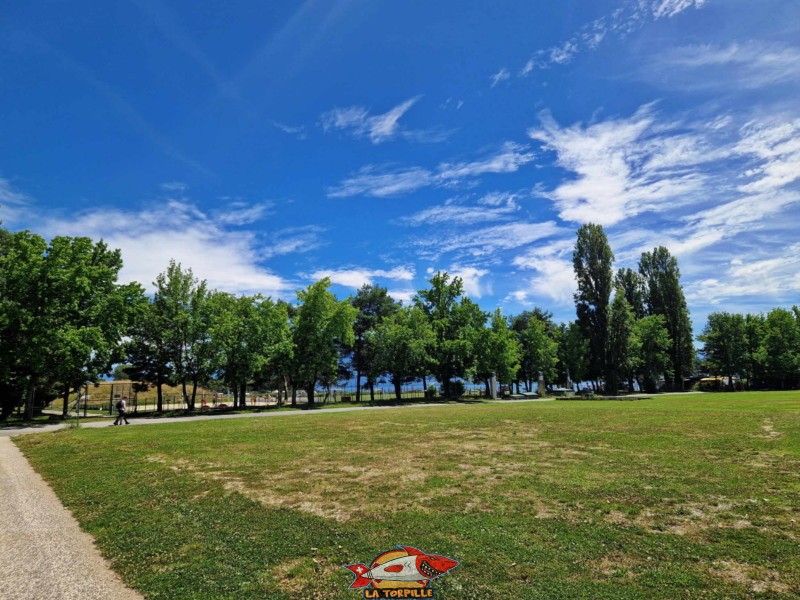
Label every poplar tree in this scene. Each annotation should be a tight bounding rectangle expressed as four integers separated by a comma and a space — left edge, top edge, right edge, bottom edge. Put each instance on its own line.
573, 224, 614, 388
639, 247, 694, 390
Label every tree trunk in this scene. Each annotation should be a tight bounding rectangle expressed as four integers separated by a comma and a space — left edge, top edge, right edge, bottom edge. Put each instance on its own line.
240, 383, 246, 407
394, 380, 402, 402
190, 380, 198, 410
156, 382, 163, 412
369, 382, 375, 402
307, 385, 315, 407
356, 371, 362, 402
484, 379, 491, 398
182, 380, 188, 409
291, 386, 297, 407
62, 384, 70, 418
422, 375, 428, 392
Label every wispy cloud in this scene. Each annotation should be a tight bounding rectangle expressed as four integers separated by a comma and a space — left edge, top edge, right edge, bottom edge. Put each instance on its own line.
528, 104, 723, 225
213, 201, 274, 226
652, 41, 800, 90
416, 221, 563, 260
401, 192, 520, 226
38, 201, 296, 296
509, 239, 576, 307
490, 68, 510, 87
272, 121, 308, 140
263, 225, 326, 259
307, 266, 414, 289
0, 177, 32, 223
321, 96, 438, 144
329, 142, 535, 198
517, 0, 706, 75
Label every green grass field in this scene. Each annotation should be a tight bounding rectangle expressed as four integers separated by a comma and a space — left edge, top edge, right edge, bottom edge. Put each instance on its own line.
15, 392, 800, 599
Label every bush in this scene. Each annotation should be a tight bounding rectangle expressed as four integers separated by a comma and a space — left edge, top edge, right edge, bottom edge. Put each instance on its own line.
448, 380, 466, 398
425, 385, 438, 398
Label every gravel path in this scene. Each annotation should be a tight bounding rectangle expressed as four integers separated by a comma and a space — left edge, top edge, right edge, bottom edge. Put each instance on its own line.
0, 438, 143, 599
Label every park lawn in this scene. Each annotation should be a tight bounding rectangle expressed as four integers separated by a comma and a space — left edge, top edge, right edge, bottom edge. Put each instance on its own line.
16, 392, 800, 599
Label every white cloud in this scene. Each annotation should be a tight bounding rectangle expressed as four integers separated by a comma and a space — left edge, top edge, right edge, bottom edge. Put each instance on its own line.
329, 143, 535, 198
39, 201, 294, 296
490, 68, 510, 87
263, 225, 326, 259
402, 192, 520, 227
272, 121, 307, 140
418, 221, 563, 259
213, 201, 273, 225
386, 289, 416, 304
517, 0, 706, 74
321, 96, 423, 144
307, 266, 414, 289
686, 243, 800, 305
510, 239, 576, 307
449, 265, 490, 298
655, 41, 800, 89
0, 177, 31, 223
528, 105, 720, 225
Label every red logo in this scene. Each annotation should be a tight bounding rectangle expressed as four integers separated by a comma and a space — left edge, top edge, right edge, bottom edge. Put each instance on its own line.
343, 545, 459, 598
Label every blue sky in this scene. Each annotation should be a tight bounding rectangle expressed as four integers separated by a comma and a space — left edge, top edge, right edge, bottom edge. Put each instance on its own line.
2, 0, 799, 328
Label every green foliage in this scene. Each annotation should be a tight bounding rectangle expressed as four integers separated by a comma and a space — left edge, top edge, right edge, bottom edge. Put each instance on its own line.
350, 285, 400, 398
368, 306, 434, 400
639, 247, 694, 390
606, 287, 635, 394
573, 224, 614, 383
291, 279, 356, 404
633, 315, 671, 393
0, 231, 137, 419
760, 308, 800, 389
414, 272, 486, 397
474, 309, 521, 392
615, 267, 646, 320
556, 322, 589, 387
698, 312, 748, 387
519, 316, 559, 388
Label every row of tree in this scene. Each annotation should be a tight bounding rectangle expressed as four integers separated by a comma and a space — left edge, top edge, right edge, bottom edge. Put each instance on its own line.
699, 308, 800, 389
1, 223, 797, 419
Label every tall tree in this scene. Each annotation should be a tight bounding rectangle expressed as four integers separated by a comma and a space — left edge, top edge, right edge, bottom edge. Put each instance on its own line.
368, 306, 434, 401
414, 272, 486, 398
639, 247, 694, 390
573, 224, 614, 387
291, 279, 356, 406
474, 309, 521, 396
743, 313, 766, 389
350, 285, 400, 402
607, 287, 635, 394
615, 268, 646, 319
698, 312, 748, 390
124, 297, 173, 412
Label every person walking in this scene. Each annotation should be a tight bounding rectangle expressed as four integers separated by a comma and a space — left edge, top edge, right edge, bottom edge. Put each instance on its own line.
113, 397, 130, 425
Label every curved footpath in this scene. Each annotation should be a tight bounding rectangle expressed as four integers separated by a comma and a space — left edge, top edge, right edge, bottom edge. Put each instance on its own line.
0, 436, 143, 599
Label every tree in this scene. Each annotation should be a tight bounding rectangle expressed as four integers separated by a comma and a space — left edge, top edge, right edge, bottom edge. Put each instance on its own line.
698, 312, 747, 390
615, 268, 646, 320
633, 315, 671, 393
606, 287, 635, 394
474, 309, 521, 396
639, 247, 694, 390
557, 322, 589, 389
519, 317, 559, 392
369, 306, 434, 401
124, 297, 173, 412
0, 232, 136, 419
510, 309, 558, 391
415, 272, 486, 398
573, 224, 614, 388
291, 279, 356, 406
743, 313, 766, 388
761, 308, 800, 389
350, 285, 400, 402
